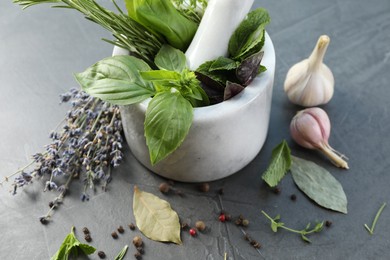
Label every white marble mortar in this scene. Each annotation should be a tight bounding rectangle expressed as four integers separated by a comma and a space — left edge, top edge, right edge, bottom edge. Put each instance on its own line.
114, 32, 275, 182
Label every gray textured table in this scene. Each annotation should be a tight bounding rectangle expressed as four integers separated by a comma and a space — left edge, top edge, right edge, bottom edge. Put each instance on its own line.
1, 0, 390, 259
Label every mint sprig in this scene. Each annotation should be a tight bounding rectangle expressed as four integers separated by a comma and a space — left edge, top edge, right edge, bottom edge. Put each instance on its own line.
51, 226, 96, 260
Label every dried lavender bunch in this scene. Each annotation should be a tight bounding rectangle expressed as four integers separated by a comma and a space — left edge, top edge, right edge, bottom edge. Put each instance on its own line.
3, 88, 124, 223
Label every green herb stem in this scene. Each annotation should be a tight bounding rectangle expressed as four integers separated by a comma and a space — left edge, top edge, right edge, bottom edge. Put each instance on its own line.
114, 245, 129, 260
364, 202, 387, 235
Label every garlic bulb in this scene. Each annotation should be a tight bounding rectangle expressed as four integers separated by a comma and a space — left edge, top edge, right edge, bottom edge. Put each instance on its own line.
284, 35, 334, 107
185, 0, 254, 70
290, 107, 349, 169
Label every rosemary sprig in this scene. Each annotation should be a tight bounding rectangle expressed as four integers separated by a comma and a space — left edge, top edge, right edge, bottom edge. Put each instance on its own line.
13, 0, 164, 64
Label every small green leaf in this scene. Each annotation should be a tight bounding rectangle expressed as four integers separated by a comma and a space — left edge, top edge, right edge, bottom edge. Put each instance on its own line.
51, 227, 96, 260
291, 156, 348, 214
155, 44, 187, 72
145, 91, 193, 164
140, 70, 181, 82
196, 61, 230, 86
262, 140, 292, 187
301, 234, 311, 243
228, 8, 270, 60
209, 57, 239, 71
271, 221, 279, 232
75, 55, 155, 105
133, 186, 182, 244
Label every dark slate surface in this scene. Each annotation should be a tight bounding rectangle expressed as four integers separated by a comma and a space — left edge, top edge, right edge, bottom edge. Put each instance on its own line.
1, 0, 390, 259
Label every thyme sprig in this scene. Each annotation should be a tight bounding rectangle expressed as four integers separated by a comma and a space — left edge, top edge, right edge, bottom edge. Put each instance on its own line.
13, 0, 164, 64
261, 210, 324, 243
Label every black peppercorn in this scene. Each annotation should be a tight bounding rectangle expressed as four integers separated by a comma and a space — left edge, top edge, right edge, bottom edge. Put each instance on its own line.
82, 227, 90, 234
325, 220, 332, 227
117, 225, 125, 234
48, 201, 54, 208
111, 231, 118, 239
129, 223, 136, 230
134, 251, 142, 260
84, 234, 92, 242
39, 217, 48, 225
290, 194, 297, 201
273, 187, 281, 194
136, 247, 144, 254
97, 251, 106, 259
218, 188, 224, 195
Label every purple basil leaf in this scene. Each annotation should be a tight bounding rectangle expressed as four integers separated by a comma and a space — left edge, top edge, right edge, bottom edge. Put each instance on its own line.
224, 81, 245, 101
236, 51, 264, 86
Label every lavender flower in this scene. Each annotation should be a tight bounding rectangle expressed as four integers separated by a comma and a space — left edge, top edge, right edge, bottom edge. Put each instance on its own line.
8, 88, 124, 223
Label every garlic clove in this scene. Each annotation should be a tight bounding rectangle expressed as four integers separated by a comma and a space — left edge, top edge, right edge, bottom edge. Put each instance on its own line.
290, 107, 348, 169
284, 35, 334, 107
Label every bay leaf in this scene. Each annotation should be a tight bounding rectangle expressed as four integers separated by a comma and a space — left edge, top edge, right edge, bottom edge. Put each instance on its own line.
291, 156, 348, 214
133, 186, 182, 244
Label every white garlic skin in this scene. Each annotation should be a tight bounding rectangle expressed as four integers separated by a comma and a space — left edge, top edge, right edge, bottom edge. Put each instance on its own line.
284, 35, 334, 107
290, 107, 349, 169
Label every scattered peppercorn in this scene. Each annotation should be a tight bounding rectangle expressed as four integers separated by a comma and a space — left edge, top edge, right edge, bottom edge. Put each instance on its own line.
111, 231, 118, 239
39, 217, 49, 225
82, 227, 90, 234
195, 221, 206, 231
117, 225, 125, 234
136, 247, 144, 255
199, 183, 210, 192
218, 214, 226, 222
84, 234, 92, 242
129, 223, 136, 230
134, 251, 142, 260
133, 236, 143, 247
97, 251, 106, 259
273, 187, 281, 194
242, 219, 250, 227
251, 240, 261, 249
325, 220, 332, 227
48, 201, 55, 208
181, 222, 189, 230
290, 194, 297, 201
218, 188, 224, 195
159, 182, 171, 193
189, 228, 197, 237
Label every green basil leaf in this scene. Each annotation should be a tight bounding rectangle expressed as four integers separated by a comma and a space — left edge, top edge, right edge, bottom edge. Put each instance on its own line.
262, 140, 292, 187
291, 156, 348, 214
124, 0, 197, 50
228, 8, 270, 60
81, 79, 154, 105
155, 44, 187, 72
75, 55, 154, 105
209, 57, 239, 71
145, 91, 193, 165
140, 70, 181, 82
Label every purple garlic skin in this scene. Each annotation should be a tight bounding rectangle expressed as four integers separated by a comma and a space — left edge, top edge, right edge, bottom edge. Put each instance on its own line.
290, 107, 349, 169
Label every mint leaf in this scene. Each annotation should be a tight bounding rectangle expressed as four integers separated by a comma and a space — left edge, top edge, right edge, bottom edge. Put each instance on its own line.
209, 57, 239, 71
145, 91, 193, 165
155, 44, 187, 72
228, 8, 270, 60
236, 51, 264, 86
262, 140, 292, 187
51, 227, 96, 260
75, 55, 155, 105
